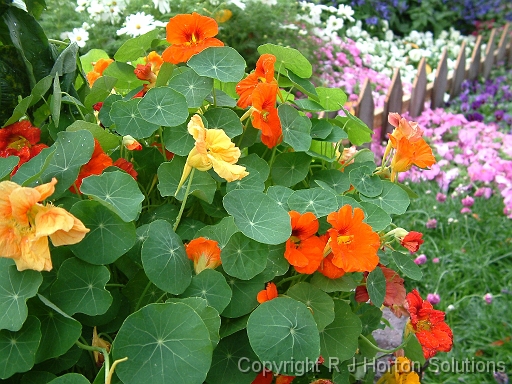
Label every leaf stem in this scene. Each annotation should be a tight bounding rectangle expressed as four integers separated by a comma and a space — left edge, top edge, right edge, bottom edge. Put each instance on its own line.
173, 168, 195, 232
75, 340, 110, 383
358, 333, 412, 354
134, 280, 152, 312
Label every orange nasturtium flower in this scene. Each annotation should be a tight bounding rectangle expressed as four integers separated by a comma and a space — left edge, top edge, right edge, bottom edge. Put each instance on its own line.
70, 139, 113, 194
92, 327, 111, 367
400, 231, 424, 253
251, 82, 283, 148
162, 12, 224, 65
284, 211, 326, 274
323, 205, 381, 273
405, 289, 453, 359
86, 58, 114, 86
389, 136, 436, 182
176, 114, 248, 191
257, 282, 278, 304
236, 53, 277, 109
0, 178, 89, 271
133, 51, 164, 96
0, 120, 48, 175
376, 357, 421, 384
185, 237, 221, 274
355, 265, 406, 308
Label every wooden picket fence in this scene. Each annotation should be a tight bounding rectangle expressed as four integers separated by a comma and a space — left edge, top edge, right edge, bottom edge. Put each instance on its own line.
353, 23, 512, 142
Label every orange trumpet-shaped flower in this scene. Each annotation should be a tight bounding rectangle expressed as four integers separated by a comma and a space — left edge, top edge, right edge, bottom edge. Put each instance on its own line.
405, 289, 453, 359
71, 139, 113, 194
389, 135, 436, 182
284, 211, 325, 274
177, 114, 248, 191
257, 282, 278, 304
236, 53, 277, 109
185, 237, 221, 274
324, 205, 381, 273
317, 253, 346, 279
400, 231, 424, 253
376, 357, 421, 384
162, 12, 224, 64
133, 51, 164, 96
388, 112, 424, 143
251, 82, 282, 148
0, 178, 89, 271
86, 58, 114, 87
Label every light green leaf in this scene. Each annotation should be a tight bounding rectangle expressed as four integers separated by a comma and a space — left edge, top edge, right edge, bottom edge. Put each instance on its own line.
112, 303, 212, 384
287, 188, 338, 218
103, 61, 145, 90
360, 180, 410, 215
141, 220, 192, 294
50, 258, 112, 316
247, 297, 320, 375
335, 108, 373, 146
221, 232, 268, 280
110, 98, 159, 138
114, 29, 160, 61
391, 251, 422, 280
349, 166, 383, 198
188, 47, 246, 82
179, 269, 232, 313
169, 68, 213, 108
203, 107, 243, 138
278, 104, 312, 151
84, 75, 117, 110
270, 152, 312, 187
223, 189, 291, 245
69, 200, 136, 265
138, 86, 189, 127
80, 170, 145, 222
196, 216, 239, 249
316, 87, 347, 112
366, 267, 386, 308
286, 282, 335, 331
257, 44, 312, 78
0, 259, 42, 331
310, 273, 357, 293
66, 120, 119, 152
287, 70, 318, 98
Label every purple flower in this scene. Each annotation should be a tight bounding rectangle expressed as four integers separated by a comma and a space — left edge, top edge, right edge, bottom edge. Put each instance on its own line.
461, 196, 474, 207
493, 371, 509, 384
466, 112, 484, 122
436, 193, 447, 202
426, 293, 441, 305
483, 293, 493, 305
495, 110, 505, 121
414, 254, 427, 265
426, 218, 438, 229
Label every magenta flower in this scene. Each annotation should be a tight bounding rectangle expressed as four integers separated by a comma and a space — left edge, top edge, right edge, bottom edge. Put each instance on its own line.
426, 218, 437, 229
414, 254, 427, 265
436, 192, 447, 202
483, 293, 493, 305
461, 196, 474, 207
474, 187, 492, 199
432, 257, 440, 263
426, 293, 441, 305
460, 207, 472, 214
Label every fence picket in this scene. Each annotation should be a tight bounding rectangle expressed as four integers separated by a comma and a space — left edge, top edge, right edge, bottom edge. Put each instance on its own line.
450, 41, 466, 99
381, 68, 402, 141
469, 35, 482, 81
431, 49, 448, 108
482, 28, 497, 79
355, 77, 374, 131
409, 57, 427, 117
496, 23, 510, 63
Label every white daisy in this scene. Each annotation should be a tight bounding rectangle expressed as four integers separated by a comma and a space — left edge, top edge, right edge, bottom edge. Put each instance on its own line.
117, 12, 165, 37
67, 27, 89, 48
153, 0, 170, 14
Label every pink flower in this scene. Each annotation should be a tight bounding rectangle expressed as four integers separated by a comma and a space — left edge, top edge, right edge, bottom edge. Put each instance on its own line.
436, 193, 447, 202
426, 218, 437, 229
432, 257, 440, 263
474, 187, 492, 199
426, 293, 441, 305
483, 293, 493, 305
461, 196, 474, 207
414, 254, 427, 265
460, 207, 472, 214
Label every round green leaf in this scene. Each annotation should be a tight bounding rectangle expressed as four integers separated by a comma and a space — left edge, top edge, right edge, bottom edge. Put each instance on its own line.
360, 180, 410, 214
179, 269, 232, 313
266, 185, 293, 211
257, 44, 312, 78
110, 98, 159, 138
0, 157, 19, 178
0, 259, 42, 332
80, 170, 145, 222
48, 373, 92, 384
278, 104, 312, 151
286, 282, 335, 331
319, 299, 362, 363
287, 188, 338, 218
169, 68, 213, 108
223, 190, 291, 245
222, 274, 266, 318
113, 303, 212, 384
21, 371, 57, 383
260, 244, 289, 281
188, 47, 246, 82
203, 108, 243, 138
310, 119, 333, 139
313, 169, 351, 194
84, 75, 117, 110
366, 267, 386, 308
30, 295, 82, 364
270, 152, 312, 187
103, 61, 145, 90
247, 297, 320, 375
141, 220, 192, 294
316, 87, 347, 112
163, 122, 195, 156
226, 154, 269, 193
196, 216, 239, 249
391, 251, 423, 280
66, 120, 119, 152
219, 315, 250, 339
0, 316, 41, 379
137, 86, 188, 127
114, 29, 160, 62
349, 166, 382, 198
360, 202, 391, 231
206, 330, 258, 384
310, 273, 357, 293
221, 232, 268, 280
49, 258, 112, 316
69, 200, 136, 265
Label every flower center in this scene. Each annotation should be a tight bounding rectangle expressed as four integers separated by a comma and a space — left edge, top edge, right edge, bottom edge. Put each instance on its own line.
337, 234, 354, 245
8, 136, 31, 151
416, 319, 432, 332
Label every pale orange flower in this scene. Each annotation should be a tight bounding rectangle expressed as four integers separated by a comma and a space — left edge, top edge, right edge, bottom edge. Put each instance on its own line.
177, 114, 248, 191
86, 58, 114, 87
92, 327, 111, 367
376, 357, 421, 384
388, 112, 424, 143
122, 135, 142, 151
0, 178, 89, 271
185, 237, 222, 274
162, 12, 224, 64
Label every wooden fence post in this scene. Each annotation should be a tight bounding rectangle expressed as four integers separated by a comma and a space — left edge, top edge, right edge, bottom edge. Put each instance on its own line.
468, 35, 482, 81
409, 57, 427, 117
355, 78, 374, 131
450, 40, 466, 99
496, 23, 510, 63
482, 28, 497, 79
431, 49, 448, 108
381, 67, 402, 142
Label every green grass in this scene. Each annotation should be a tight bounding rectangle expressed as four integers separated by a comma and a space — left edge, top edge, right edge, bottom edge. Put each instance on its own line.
394, 181, 512, 383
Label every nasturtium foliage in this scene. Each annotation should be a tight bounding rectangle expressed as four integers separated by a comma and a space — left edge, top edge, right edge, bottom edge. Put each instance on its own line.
221, 232, 268, 280
179, 269, 232, 314
286, 282, 335, 331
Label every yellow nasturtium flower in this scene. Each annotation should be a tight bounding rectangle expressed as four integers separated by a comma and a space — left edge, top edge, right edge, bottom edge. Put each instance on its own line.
177, 114, 249, 191
0, 178, 89, 271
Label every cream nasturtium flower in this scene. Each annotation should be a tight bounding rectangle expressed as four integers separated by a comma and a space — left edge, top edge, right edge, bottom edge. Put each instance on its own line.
177, 114, 249, 191
0, 178, 89, 271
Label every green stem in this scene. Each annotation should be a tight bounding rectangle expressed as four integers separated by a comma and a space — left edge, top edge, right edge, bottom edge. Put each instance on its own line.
212, 86, 217, 107
75, 340, 110, 383
173, 168, 195, 232
158, 127, 167, 162
105, 283, 125, 288
62, 92, 86, 120
276, 273, 303, 287
135, 281, 152, 312
48, 38, 69, 46
358, 333, 412, 354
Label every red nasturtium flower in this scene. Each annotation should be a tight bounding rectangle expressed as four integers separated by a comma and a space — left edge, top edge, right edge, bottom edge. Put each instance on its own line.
355, 265, 406, 309
113, 158, 138, 180
405, 289, 453, 359
162, 12, 224, 64
324, 205, 381, 273
70, 139, 113, 194
236, 53, 277, 108
257, 282, 278, 304
284, 211, 325, 274
185, 237, 221, 274
86, 58, 114, 86
251, 82, 282, 148
0, 120, 48, 175
400, 231, 424, 253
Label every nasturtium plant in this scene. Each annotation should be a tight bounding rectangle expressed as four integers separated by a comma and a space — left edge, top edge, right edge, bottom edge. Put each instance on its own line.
0, 4, 450, 384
